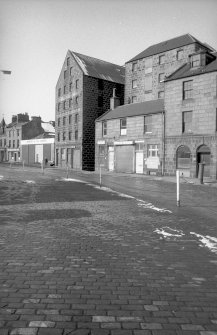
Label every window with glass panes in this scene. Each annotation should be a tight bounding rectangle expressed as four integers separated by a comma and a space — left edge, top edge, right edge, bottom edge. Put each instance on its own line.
177, 50, 183, 60
102, 121, 107, 136
144, 115, 152, 133
144, 57, 152, 74
120, 118, 127, 135
183, 81, 193, 100
182, 111, 192, 133
148, 144, 159, 157
159, 55, 165, 64
159, 73, 164, 83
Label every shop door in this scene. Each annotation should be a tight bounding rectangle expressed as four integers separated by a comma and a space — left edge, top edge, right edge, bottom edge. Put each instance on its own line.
108, 147, 114, 171
73, 149, 80, 169
136, 152, 143, 174
116, 145, 134, 173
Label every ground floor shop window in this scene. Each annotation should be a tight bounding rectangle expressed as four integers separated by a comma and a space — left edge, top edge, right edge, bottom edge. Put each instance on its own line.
176, 145, 191, 169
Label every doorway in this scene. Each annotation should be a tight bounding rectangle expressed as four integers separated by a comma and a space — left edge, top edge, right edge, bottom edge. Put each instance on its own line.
196, 145, 211, 177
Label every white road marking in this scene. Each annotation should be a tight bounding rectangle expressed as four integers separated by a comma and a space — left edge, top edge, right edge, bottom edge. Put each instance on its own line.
25, 180, 35, 184
190, 232, 217, 254
154, 227, 184, 238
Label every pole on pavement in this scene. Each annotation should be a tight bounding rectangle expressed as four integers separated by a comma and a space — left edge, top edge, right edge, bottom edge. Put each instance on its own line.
176, 170, 180, 207
66, 164, 69, 179
99, 164, 102, 188
23, 160, 25, 170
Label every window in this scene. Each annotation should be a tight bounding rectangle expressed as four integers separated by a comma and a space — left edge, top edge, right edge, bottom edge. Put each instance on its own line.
64, 70, 67, 79
63, 116, 66, 125
58, 88, 61, 97
61, 148, 65, 160
144, 115, 152, 133
58, 118, 60, 126
17, 129, 20, 137
159, 73, 164, 83
183, 80, 193, 100
64, 85, 66, 94
17, 140, 19, 148
75, 96, 79, 104
0, 140, 2, 147
148, 144, 159, 157
76, 79, 79, 89
144, 58, 152, 74
191, 54, 200, 67
13, 140, 15, 148
69, 131, 72, 140
102, 121, 107, 136
132, 96, 137, 103
67, 57, 70, 66
99, 145, 105, 155
63, 132, 66, 140
63, 101, 67, 110
70, 67, 73, 75
144, 75, 152, 91
69, 98, 72, 108
75, 113, 78, 124
120, 118, 127, 135
9, 140, 11, 148
75, 129, 78, 140
9, 130, 11, 137
158, 91, 164, 99
132, 79, 137, 88
177, 145, 191, 169
177, 50, 184, 60
98, 96, 103, 107
69, 115, 72, 124
132, 62, 137, 72
98, 79, 104, 90
4, 139, 6, 147
57, 133, 60, 142
182, 111, 192, 133
58, 102, 61, 111
159, 55, 165, 64
69, 82, 72, 92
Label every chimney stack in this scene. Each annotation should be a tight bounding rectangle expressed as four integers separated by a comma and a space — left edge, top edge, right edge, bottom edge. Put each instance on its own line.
110, 88, 120, 110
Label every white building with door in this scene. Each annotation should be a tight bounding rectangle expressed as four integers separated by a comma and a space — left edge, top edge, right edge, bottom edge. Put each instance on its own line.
95, 99, 164, 175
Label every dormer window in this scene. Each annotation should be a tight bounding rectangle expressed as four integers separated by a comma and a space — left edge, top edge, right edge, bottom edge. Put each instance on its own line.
191, 54, 200, 68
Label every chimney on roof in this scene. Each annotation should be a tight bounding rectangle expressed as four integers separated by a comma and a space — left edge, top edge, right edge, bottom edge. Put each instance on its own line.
110, 88, 120, 110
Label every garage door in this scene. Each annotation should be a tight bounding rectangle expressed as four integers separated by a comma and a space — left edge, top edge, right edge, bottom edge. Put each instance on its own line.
115, 145, 134, 173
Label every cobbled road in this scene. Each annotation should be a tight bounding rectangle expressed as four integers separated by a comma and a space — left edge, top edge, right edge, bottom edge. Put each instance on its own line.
0, 165, 217, 335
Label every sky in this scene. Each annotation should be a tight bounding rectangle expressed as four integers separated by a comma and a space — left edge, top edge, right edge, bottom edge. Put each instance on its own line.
0, 0, 217, 124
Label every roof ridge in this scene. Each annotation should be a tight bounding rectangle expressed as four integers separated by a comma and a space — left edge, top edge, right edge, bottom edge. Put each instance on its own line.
71, 51, 124, 68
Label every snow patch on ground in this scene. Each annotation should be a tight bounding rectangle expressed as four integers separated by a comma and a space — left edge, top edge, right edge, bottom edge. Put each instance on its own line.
25, 180, 35, 184
154, 227, 184, 238
137, 200, 172, 213
57, 178, 86, 183
190, 232, 217, 254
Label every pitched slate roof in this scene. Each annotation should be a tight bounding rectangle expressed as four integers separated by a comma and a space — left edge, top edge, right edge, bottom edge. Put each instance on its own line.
70, 51, 125, 84
127, 34, 211, 63
165, 52, 217, 81
96, 99, 164, 122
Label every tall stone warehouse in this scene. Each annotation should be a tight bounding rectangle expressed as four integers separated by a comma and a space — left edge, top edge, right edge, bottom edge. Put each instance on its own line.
55, 51, 125, 170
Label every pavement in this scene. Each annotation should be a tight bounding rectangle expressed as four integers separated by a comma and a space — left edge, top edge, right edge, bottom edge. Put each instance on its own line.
0, 164, 217, 335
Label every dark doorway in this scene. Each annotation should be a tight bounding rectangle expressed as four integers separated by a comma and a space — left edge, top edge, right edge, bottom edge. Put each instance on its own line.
196, 145, 211, 177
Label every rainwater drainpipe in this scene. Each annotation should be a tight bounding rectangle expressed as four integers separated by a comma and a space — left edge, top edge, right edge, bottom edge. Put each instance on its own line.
161, 109, 165, 176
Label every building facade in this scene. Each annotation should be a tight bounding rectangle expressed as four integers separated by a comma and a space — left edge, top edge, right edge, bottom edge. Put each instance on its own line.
95, 99, 164, 175
164, 50, 217, 179
0, 118, 7, 162
55, 51, 125, 171
125, 34, 212, 104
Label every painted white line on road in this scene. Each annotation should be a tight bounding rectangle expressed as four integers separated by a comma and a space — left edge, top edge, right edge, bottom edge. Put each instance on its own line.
190, 232, 217, 254
137, 200, 172, 213
56, 178, 86, 183
154, 227, 184, 238
25, 180, 36, 184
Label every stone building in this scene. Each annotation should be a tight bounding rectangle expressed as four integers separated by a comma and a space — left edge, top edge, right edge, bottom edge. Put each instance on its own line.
125, 34, 213, 104
55, 51, 125, 171
0, 118, 7, 162
6, 114, 46, 162
164, 50, 217, 179
95, 97, 164, 174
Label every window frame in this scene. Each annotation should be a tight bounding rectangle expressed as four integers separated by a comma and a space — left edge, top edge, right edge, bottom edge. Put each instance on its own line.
158, 73, 165, 83
147, 144, 159, 157
159, 54, 165, 65
144, 115, 152, 133
132, 62, 137, 72
120, 118, 127, 136
177, 49, 184, 60
182, 111, 193, 133
183, 80, 193, 100
102, 121, 107, 136
132, 79, 137, 89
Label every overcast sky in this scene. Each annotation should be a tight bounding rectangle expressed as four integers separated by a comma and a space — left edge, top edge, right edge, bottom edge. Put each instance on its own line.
0, 0, 217, 124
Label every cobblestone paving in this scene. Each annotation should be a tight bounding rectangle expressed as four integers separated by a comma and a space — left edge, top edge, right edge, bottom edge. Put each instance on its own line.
0, 170, 217, 334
